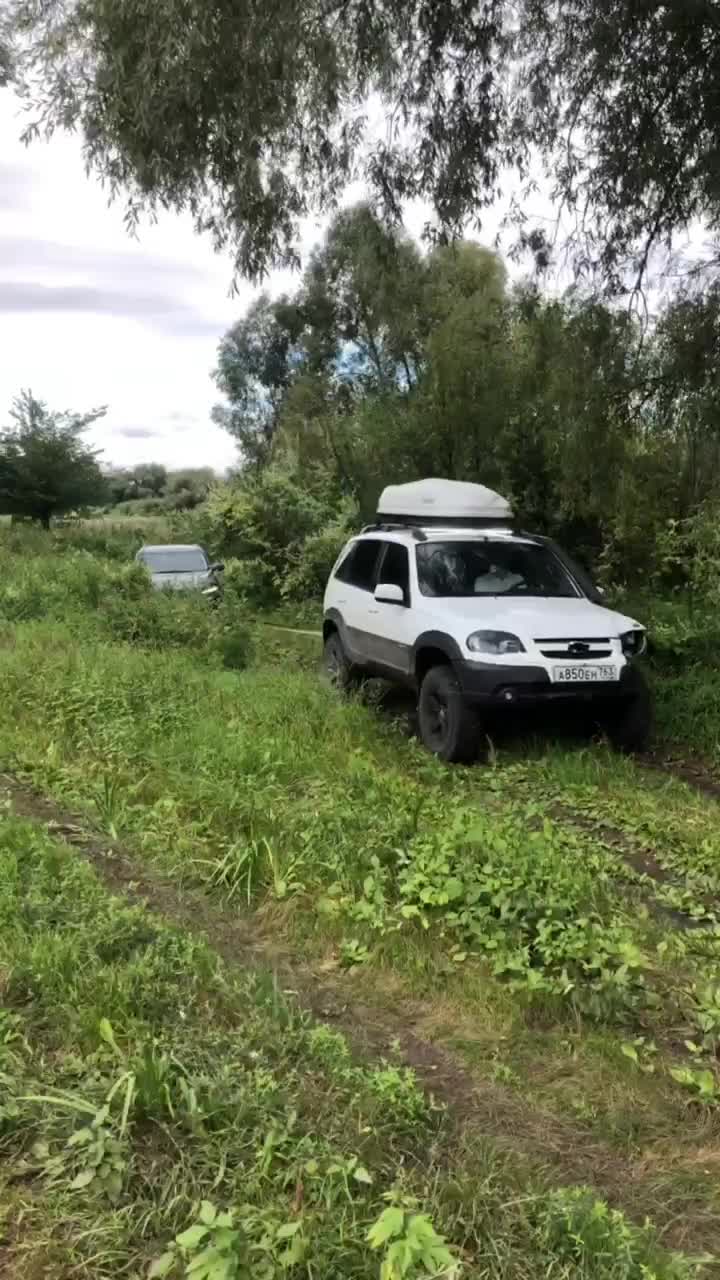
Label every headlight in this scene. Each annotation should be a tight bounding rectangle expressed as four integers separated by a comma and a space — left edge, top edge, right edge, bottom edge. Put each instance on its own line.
621, 629, 647, 657
201, 586, 220, 596
467, 630, 526, 655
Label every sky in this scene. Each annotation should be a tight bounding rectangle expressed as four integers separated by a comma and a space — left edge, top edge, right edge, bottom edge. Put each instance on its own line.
0, 88, 305, 473
0, 87, 511, 477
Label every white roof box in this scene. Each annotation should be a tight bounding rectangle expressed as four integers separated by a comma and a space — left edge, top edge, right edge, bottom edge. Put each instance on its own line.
377, 478, 513, 527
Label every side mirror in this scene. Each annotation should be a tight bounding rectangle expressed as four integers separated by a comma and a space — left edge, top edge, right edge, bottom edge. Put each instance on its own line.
209, 562, 225, 573
374, 582, 405, 606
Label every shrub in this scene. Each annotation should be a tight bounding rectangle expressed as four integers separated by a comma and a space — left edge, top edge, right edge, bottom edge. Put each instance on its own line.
281, 499, 359, 601
535, 1187, 697, 1279
213, 623, 254, 670
203, 470, 340, 606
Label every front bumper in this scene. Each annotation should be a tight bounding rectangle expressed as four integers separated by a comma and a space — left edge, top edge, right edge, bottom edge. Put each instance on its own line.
455, 659, 643, 707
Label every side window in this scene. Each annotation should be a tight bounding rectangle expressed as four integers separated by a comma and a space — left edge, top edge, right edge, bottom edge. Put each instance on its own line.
379, 541, 410, 603
335, 539, 382, 592
334, 544, 357, 584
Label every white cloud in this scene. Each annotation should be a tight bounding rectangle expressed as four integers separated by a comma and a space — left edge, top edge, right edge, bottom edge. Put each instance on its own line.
0, 84, 575, 478
0, 88, 261, 471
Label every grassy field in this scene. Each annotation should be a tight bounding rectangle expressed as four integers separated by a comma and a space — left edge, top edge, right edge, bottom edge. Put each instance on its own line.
1, 526, 720, 1277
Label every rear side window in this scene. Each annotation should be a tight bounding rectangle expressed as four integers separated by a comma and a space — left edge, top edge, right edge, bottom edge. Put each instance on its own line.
379, 541, 410, 602
334, 539, 382, 591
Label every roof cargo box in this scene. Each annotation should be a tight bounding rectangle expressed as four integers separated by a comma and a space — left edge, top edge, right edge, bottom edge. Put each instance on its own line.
377, 478, 513, 527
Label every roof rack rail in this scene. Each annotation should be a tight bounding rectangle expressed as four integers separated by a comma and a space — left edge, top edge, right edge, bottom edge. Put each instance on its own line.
360, 522, 428, 541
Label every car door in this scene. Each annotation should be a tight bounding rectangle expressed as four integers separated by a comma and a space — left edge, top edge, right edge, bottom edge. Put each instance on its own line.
364, 540, 415, 676
332, 537, 384, 664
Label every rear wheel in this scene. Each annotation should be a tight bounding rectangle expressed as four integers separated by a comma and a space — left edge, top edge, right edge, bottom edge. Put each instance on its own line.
418, 664, 478, 763
323, 632, 358, 695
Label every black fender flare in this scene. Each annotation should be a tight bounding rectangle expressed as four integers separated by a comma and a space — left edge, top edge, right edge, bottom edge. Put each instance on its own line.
323, 609, 350, 649
412, 630, 465, 680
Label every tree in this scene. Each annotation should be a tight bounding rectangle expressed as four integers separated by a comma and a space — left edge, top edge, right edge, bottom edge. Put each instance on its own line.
212, 294, 302, 469
10, 0, 720, 285
0, 391, 107, 527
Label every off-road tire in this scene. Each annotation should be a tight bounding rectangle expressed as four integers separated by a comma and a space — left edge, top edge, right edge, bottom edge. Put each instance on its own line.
603, 670, 655, 754
418, 664, 478, 763
323, 632, 359, 695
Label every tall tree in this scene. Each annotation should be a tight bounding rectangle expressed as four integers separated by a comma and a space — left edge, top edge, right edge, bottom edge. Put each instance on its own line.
0, 391, 107, 527
212, 294, 303, 469
12, 0, 720, 284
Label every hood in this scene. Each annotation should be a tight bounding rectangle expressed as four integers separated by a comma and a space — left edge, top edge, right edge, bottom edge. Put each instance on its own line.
150, 571, 211, 592
422, 595, 643, 638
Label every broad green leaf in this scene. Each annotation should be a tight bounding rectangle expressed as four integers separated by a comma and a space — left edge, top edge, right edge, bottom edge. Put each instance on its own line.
352, 1164, 373, 1185
198, 1201, 218, 1226
98, 1017, 122, 1057
70, 1167, 95, 1189
67, 1126, 94, 1146
276, 1221, 300, 1239
176, 1224, 209, 1251
367, 1206, 405, 1249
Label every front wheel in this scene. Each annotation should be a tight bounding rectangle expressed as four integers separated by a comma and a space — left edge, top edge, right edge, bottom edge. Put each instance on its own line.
417, 664, 478, 763
601, 671, 655, 753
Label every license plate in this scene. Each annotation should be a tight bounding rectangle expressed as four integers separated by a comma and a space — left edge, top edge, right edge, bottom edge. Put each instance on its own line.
552, 664, 618, 683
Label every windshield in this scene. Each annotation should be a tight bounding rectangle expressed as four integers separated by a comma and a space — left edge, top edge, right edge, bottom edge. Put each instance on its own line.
416, 540, 579, 599
140, 549, 207, 574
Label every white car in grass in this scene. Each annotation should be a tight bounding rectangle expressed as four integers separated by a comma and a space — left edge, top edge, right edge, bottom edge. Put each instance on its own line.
136, 544, 224, 599
323, 479, 651, 762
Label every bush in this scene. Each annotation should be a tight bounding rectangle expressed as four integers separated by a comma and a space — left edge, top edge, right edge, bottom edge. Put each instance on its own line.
202, 470, 341, 606
213, 624, 254, 670
535, 1187, 697, 1279
281, 499, 359, 601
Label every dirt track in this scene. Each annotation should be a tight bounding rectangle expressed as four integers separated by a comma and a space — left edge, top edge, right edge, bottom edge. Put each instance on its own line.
4, 768, 720, 1254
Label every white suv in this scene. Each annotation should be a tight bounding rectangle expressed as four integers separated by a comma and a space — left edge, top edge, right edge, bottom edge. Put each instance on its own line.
323, 479, 651, 762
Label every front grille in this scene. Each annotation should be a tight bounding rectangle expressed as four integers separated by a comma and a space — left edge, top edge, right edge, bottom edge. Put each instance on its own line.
535, 636, 612, 659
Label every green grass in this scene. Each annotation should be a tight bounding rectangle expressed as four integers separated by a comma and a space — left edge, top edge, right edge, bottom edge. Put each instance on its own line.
2, 812, 704, 1279
2, 529, 720, 1272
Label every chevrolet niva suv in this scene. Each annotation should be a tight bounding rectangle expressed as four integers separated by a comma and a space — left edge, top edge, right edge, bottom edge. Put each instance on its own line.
322, 480, 651, 763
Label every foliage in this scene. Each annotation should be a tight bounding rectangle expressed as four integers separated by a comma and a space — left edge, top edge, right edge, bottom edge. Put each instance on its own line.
202, 470, 337, 605
11, 1, 720, 284
0, 533, 252, 669
0, 531, 712, 1026
1, 525, 720, 1274
367, 1195, 459, 1280
535, 1187, 702, 1279
206, 207, 720, 605
0, 390, 107, 527
5, 811, 702, 1279
107, 465, 216, 514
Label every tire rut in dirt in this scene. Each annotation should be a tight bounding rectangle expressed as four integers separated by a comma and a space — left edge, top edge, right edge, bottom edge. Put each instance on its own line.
2, 770, 719, 1250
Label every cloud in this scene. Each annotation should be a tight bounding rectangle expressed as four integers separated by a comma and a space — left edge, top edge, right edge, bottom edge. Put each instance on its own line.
0, 280, 223, 336
164, 410, 199, 431
0, 234, 206, 283
0, 163, 35, 212
114, 425, 157, 439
